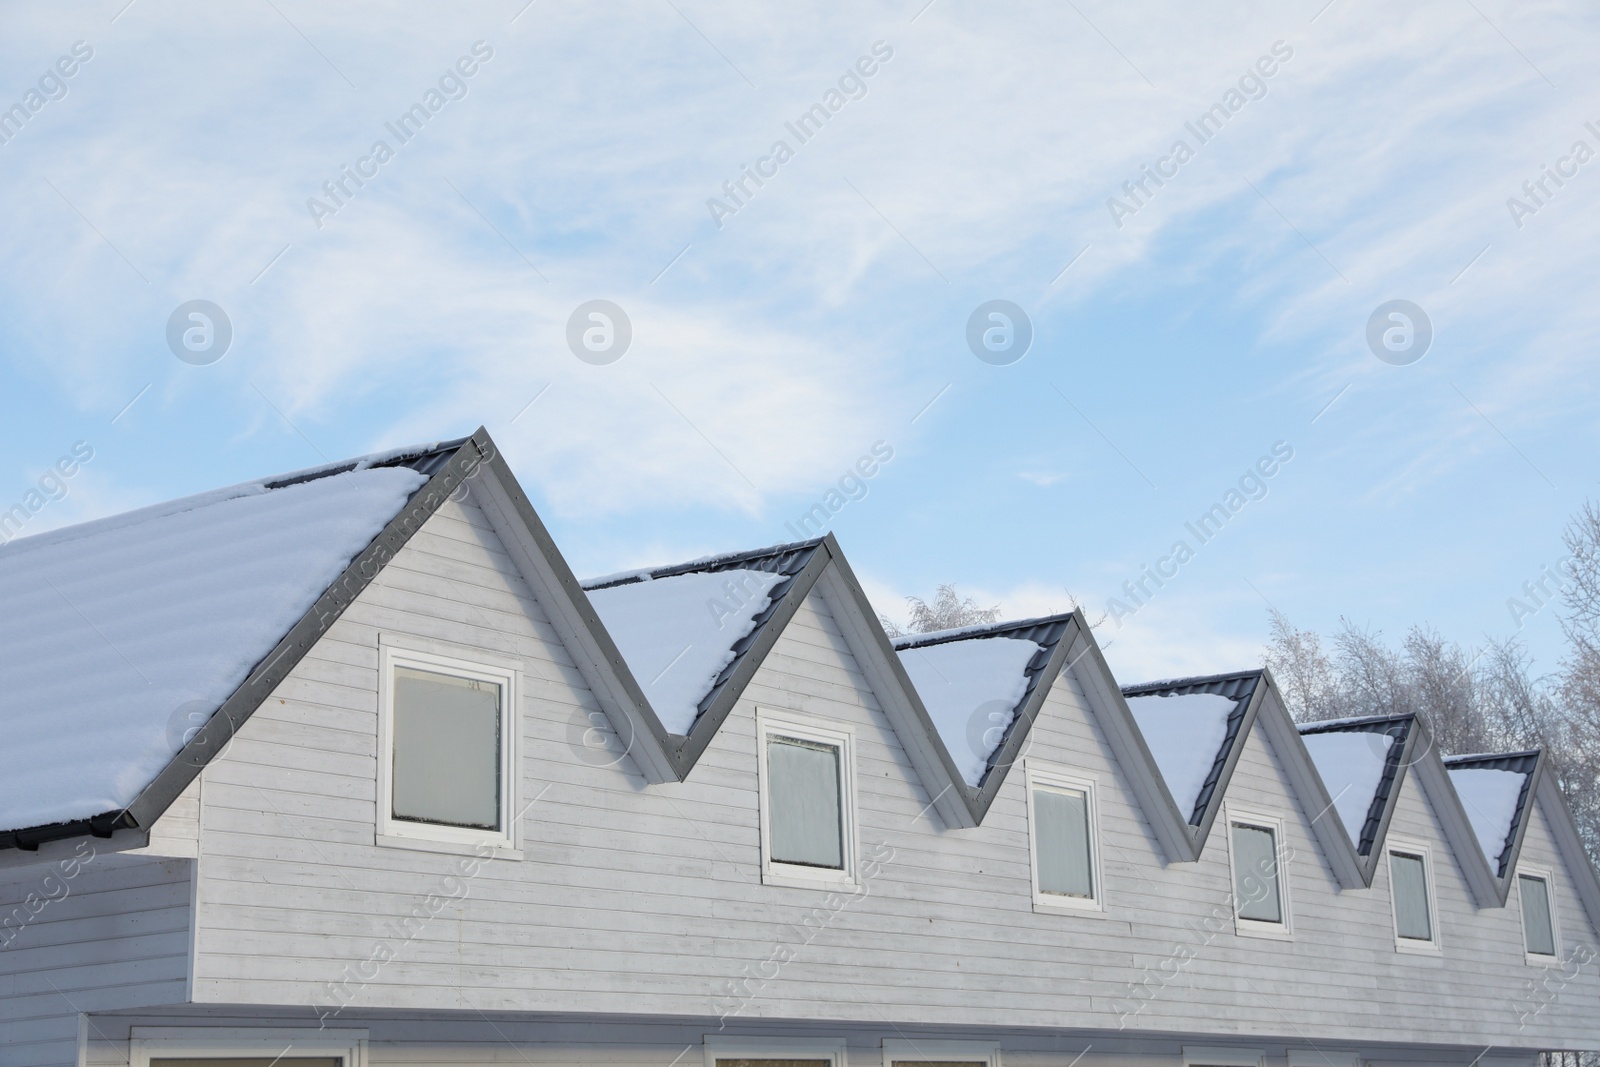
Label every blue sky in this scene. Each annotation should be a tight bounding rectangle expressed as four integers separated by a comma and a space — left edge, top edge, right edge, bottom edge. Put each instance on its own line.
2, 0, 1596, 683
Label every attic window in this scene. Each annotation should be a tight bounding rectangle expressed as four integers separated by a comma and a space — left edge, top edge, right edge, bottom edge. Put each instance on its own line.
1387, 841, 1440, 951
757, 711, 856, 887
1026, 764, 1101, 912
1519, 870, 1558, 958
1228, 811, 1292, 938
378, 639, 519, 853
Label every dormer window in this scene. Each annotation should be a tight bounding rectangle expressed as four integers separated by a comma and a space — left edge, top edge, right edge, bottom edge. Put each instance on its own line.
378, 637, 519, 853
1387, 840, 1441, 952
757, 710, 857, 886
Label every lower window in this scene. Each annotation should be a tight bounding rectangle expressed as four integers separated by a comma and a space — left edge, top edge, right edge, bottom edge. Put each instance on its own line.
132, 1028, 365, 1067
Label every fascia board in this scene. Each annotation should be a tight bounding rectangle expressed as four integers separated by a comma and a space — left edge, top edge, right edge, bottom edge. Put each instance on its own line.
1534, 770, 1600, 933
672, 545, 831, 774
965, 614, 1080, 821
1414, 738, 1503, 908
120, 434, 490, 838
1186, 677, 1265, 856
1253, 674, 1366, 889
811, 542, 974, 830
465, 438, 678, 784
1492, 753, 1546, 890
1064, 622, 1197, 863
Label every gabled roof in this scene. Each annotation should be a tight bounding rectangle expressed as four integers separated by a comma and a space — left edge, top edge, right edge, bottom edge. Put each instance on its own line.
0, 435, 473, 850
1445, 750, 1542, 883
1298, 714, 1417, 884
894, 616, 1078, 800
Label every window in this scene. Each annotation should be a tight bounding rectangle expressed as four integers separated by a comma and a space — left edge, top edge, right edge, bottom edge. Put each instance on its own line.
1386, 840, 1440, 951
1226, 810, 1292, 937
1183, 1047, 1266, 1067
1025, 763, 1102, 912
883, 1040, 1001, 1067
706, 1036, 846, 1067
131, 1028, 365, 1067
757, 711, 856, 887
1518, 868, 1558, 960
378, 637, 519, 854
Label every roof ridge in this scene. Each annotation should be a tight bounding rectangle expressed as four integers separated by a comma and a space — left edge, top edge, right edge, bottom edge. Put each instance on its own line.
891, 611, 1076, 649
1298, 712, 1416, 733
0, 436, 466, 560
580, 537, 826, 589
1120, 667, 1265, 693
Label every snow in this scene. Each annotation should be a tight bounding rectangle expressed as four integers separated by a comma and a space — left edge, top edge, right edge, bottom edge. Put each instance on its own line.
1449, 766, 1529, 865
897, 636, 1043, 787
1300, 729, 1394, 839
584, 568, 787, 734
581, 540, 816, 590
1124, 692, 1238, 817
0, 465, 427, 833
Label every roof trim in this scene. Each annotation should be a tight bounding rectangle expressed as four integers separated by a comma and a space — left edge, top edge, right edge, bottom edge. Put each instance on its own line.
1296, 712, 1420, 884
0, 431, 480, 853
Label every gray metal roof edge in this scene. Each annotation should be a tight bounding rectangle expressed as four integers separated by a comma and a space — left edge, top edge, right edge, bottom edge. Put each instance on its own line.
1410, 728, 1504, 907
581, 537, 827, 591
0, 432, 486, 854
809, 537, 977, 829
1298, 712, 1417, 735
965, 613, 1081, 820
1062, 621, 1198, 863
1347, 719, 1418, 884
1248, 670, 1368, 890
463, 436, 677, 783
1533, 769, 1600, 934
1489, 751, 1545, 883
671, 543, 833, 774
1185, 675, 1265, 852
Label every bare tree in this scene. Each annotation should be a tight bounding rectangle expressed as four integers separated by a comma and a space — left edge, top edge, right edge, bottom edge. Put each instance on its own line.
880, 584, 1001, 638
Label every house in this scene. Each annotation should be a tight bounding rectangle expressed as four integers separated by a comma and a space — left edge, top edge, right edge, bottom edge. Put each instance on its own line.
2, 428, 1597, 1067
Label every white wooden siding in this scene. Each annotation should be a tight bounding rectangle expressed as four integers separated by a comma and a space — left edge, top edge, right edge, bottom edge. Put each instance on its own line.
0, 853, 192, 1066
171, 497, 1598, 1050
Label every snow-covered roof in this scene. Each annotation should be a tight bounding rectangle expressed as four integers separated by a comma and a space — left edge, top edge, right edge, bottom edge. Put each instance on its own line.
0, 455, 434, 834
895, 634, 1045, 787
584, 568, 789, 734
1122, 691, 1240, 821
1299, 727, 1395, 850
1445, 753, 1538, 874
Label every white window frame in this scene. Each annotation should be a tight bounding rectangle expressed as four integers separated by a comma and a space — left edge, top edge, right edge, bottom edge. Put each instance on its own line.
1024, 761, 1104, 914
883, 1039, 1001, 1067
1224, 806, 1293, 940
756, 708, 858, 889
1183, 1047, 1266, 1067
377, 634, 521, 857
1516, 863, 1561, 965
704, 1035, 849, 1067
130, 1027, 366, 1067
1386, 837, 1442, 954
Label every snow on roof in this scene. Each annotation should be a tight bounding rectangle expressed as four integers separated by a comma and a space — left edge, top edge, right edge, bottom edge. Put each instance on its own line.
584, 568, 787, 735
896, 635, 1043, 787
0, 464, 427, 833
1448, 765, 1529, 866
1300, 729, 1394, 843
1123, 692, 1238, 819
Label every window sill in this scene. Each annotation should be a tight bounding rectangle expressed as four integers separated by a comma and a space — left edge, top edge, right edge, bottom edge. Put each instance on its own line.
763, 863, 856, 890
1526, 952, 1560, 967
375, 833, 521, 861
1033, 893, 1105, 915
1233, 919, 1293, 941
1394, 938, 1442, 956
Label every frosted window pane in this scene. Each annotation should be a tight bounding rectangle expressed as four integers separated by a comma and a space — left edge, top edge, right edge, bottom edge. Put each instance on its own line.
767, 736, 843, 869
1232, 822, 1283, 923
392, 666, 501, 830
1390, 852, 1432, 940
1035, 786, 1093, 898
1520, 874, 1556, 955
